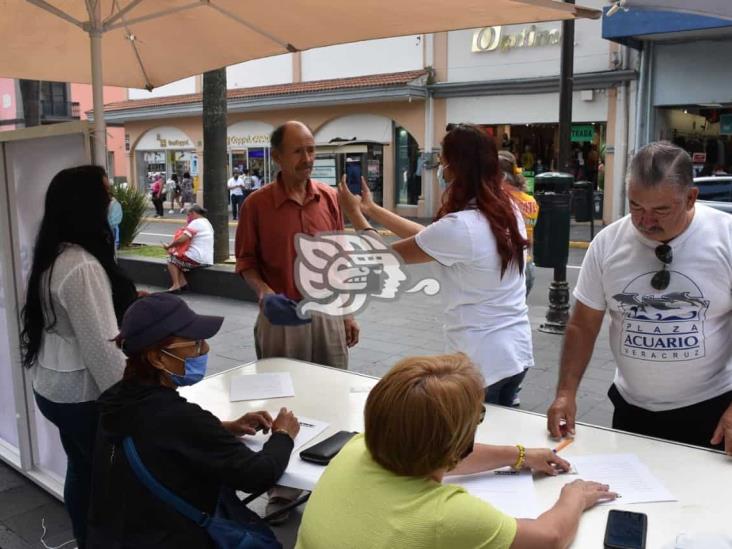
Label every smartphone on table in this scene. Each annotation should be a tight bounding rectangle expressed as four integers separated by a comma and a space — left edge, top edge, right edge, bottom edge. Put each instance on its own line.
604, 510, 647, 549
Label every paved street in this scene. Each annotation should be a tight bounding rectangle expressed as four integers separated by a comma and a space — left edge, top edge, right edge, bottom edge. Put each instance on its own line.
0, 221, 616, 548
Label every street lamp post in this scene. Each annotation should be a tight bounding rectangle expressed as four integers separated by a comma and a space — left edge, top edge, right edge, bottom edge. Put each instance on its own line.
538, 0, 575, 335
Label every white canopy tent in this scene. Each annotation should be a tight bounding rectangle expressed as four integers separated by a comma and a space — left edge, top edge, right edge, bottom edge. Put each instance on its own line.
1, 0, 599, 166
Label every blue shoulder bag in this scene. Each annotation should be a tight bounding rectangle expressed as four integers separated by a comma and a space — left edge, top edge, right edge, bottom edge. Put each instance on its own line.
122, 436, 281, 549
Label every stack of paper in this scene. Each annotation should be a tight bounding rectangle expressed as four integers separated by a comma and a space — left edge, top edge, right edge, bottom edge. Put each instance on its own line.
230, 372, 295, 402
569, 453, 676, 504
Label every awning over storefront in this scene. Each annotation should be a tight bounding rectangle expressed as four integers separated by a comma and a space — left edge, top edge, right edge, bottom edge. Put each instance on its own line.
315, 114, 393, 146
135, 126, 195, 151
602, 6, 732, 47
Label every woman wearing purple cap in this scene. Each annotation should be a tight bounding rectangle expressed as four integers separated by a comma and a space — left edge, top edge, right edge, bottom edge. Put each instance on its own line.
86, 293, 300, 547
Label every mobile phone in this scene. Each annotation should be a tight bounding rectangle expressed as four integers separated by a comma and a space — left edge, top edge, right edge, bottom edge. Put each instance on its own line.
604, 510, 647, 549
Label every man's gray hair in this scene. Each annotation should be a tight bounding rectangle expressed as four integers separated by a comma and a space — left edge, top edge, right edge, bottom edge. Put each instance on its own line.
626, 141, 693, 189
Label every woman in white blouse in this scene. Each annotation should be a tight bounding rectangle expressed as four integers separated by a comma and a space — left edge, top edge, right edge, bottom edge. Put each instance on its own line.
20, 165, 137, 548
338, 124, 533, 408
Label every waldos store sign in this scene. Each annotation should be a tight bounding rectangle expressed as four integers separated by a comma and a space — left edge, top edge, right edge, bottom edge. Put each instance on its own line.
472, 25, 561, 53
136, 126, 194, 151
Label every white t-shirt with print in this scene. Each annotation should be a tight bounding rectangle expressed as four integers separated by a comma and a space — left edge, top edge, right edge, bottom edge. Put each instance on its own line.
183, 217, 214, 265
415, 209, 534, 386
574, 204, 732, 411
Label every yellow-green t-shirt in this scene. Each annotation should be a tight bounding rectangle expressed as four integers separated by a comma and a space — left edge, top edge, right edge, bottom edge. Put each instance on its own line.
295, 434, 517, 549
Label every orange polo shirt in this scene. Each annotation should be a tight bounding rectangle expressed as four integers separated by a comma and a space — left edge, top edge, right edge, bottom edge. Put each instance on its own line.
235, 175, 343, 300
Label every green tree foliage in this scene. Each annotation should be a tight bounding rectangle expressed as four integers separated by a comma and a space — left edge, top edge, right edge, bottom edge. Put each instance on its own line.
112, 183, 148, 248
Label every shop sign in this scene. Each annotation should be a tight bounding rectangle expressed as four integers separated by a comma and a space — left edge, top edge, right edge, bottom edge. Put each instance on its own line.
156, 134, 191, 148
721, 114, 732, 136
227, 134, 271, 147
312, 157, 337, 186
472, 25, 561, 53
692, 152, 707, 164
571, 124, 595, 143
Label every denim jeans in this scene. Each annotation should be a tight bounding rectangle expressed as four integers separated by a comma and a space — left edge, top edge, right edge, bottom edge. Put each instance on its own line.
231, 194, 244, 220
484, 369, 528, 407
34, 392, 98, 548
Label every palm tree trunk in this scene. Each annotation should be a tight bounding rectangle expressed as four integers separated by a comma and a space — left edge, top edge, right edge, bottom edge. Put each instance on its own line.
202, 68, 229, 263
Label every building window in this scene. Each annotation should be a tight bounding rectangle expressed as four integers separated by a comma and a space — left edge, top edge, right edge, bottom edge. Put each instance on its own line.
40, 82, 68, 118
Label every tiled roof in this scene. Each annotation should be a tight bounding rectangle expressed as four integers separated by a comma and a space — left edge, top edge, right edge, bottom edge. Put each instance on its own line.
104, 70, 428, 112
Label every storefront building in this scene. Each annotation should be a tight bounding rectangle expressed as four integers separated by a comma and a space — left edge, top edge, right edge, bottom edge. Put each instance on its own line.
432, 1, 638, 221
104, 71, 428, 215
604, 9, 732, 178
102, 8, 636, 219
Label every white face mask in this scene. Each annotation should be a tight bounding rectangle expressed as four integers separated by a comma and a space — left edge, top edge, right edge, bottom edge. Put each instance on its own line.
437, 164, 449, 191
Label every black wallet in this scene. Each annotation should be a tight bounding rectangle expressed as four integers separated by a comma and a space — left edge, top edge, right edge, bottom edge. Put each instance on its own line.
299, 431, 358, 465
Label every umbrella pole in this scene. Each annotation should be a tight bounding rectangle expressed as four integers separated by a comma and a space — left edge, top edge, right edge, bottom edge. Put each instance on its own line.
89, 17, 107, 168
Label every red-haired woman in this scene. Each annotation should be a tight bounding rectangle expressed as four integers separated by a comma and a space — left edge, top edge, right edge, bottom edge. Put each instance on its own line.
338, 123, 533, 406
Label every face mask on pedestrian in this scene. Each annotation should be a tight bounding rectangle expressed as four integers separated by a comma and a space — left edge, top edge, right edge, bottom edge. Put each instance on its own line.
161, 351, 209, 387
437, 164, 449, 192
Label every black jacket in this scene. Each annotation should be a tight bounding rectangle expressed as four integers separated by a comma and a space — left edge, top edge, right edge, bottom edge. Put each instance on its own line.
87, 381, 293, 548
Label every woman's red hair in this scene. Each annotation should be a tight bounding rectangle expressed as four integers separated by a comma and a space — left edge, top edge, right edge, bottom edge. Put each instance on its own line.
436, 124, 528, 275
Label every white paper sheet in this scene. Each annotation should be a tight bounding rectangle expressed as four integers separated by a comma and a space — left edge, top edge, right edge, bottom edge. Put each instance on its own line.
229, 372, 295, 401
242, 416, 329, 453
569, 453, 677, 504
445, 469, 540, 518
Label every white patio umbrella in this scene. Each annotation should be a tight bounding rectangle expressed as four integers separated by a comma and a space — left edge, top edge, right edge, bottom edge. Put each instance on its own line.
0, 0, 600, 166
608, 0, 732, 20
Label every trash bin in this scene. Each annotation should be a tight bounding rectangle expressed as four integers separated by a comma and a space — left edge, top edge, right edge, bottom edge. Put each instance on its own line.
593, 191, 604, 220
572, 180, 593, 222
533, 172, 573, 269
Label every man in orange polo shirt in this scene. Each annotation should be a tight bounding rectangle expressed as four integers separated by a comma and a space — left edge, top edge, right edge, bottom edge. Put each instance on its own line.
235, 121, 359, 370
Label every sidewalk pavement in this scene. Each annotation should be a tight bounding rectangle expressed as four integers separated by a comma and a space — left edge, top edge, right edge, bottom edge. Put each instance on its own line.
0, 262, 615, 548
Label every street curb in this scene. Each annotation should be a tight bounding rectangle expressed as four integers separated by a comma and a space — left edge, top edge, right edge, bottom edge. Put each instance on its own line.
142, 217, 589, 246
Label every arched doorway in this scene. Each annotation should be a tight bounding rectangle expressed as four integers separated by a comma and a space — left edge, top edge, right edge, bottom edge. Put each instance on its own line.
134, 126, 195, 191
315, 114, 395, 206
227, 121, 275, 182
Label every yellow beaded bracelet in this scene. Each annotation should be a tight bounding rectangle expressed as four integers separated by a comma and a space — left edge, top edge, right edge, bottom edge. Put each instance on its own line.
513, 444, 526, 470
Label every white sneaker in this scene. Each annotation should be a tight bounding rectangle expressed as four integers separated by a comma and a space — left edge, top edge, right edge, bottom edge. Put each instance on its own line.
180, 208, 186, 213
168, 209, 174, 214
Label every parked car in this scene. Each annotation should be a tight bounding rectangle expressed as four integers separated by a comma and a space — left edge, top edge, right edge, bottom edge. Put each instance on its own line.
694, 176, 732, 214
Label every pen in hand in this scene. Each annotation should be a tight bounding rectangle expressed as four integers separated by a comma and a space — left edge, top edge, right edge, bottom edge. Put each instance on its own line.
553, 437, 574, 454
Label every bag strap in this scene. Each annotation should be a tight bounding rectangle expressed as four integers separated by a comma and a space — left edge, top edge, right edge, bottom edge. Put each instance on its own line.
122, 436, 210, 527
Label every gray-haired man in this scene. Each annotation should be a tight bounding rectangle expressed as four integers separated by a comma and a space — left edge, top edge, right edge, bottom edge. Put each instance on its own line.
547, 142, 732, 455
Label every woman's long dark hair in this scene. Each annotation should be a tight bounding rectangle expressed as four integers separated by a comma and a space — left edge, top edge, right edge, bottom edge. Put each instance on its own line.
436, 124, 528, 276
20, 165, 137, 368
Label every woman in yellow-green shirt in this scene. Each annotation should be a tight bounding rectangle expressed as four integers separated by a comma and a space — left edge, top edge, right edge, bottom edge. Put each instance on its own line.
296, 354, 616, 549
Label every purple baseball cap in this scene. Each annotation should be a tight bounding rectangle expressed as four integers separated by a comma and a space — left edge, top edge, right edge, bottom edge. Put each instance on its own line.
117, 293, 223, 356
